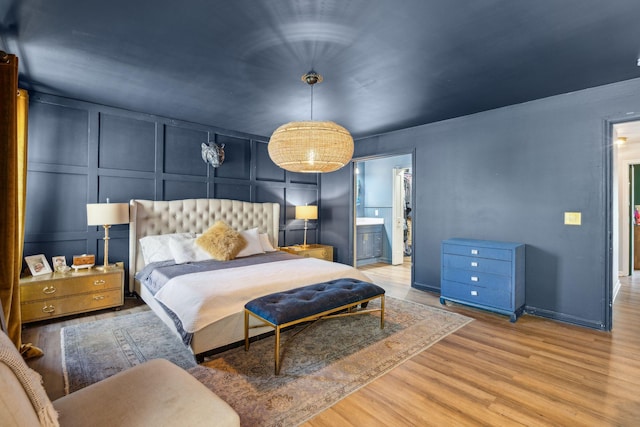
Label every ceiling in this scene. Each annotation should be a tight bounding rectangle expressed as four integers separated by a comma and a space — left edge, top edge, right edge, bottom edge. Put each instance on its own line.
615, 121, 640, 145
2, 0, 640, 140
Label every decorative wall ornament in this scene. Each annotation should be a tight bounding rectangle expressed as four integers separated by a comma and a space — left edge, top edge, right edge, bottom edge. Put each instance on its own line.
201, 141, 225, 168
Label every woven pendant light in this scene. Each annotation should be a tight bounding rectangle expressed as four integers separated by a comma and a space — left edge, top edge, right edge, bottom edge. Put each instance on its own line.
268, 72, 354, 173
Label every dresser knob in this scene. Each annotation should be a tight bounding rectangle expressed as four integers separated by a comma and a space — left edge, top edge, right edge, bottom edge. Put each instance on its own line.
93, 279, 106, 286
42, 305, 55, 313
42, 286, 57, 294
470, 262, 478, 267
93, 295, 105, 301
471, 276, 479, 282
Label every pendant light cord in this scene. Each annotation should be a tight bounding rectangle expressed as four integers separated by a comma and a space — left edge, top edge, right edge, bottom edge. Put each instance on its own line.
310, 84, 314, 120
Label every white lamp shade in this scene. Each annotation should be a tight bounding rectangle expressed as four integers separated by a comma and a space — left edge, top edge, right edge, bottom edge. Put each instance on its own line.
87, 203, 130, 226
295, 205, 318, 220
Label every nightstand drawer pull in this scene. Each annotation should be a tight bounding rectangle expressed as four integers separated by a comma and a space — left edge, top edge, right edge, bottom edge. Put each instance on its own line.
93, 295, 105, 301
470, 261, 478, 267
93, 279, 106, 286
471, 249, 479, 255
471, 290, 478, 296
42, 305, 55, 313
42, 286, 57, 294
471, 276, 479, 282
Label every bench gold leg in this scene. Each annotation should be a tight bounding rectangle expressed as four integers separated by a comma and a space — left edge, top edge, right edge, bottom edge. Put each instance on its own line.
380, 295, 385, 329
275, 326, 281, 375
244, 310, 249, 351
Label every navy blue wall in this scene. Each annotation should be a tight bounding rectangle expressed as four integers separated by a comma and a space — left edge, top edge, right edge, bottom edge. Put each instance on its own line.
321, 77, 640, 330
23, 92, 320, 288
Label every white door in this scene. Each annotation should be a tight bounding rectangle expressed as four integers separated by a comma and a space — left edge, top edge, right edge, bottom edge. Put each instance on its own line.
392, 168, 405, 265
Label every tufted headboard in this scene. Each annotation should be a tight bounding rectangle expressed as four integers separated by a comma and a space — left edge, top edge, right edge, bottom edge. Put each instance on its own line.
128, 198, 280, 292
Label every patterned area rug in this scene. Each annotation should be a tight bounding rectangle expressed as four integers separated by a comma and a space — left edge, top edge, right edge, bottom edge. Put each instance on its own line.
62, 297, 471, 426
61, 310, 197, 394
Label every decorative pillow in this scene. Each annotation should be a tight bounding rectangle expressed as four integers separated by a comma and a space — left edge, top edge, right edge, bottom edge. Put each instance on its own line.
196, 221, 246, 261
139, 232, 195, 264
236, 228, 265, 258
259, 233, 277, 252
169, 237, 212, 264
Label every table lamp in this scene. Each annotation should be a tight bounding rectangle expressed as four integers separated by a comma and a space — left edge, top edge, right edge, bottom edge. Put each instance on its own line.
295, 205, 318, 248
87, 201, 129, 270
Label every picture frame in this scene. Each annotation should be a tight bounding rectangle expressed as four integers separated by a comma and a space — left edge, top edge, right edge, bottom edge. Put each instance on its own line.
25, 254, 52, 276
52, 255, 67, 271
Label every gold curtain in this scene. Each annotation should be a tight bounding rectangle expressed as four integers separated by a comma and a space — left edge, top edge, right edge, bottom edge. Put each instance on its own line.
0, 52, 29, 349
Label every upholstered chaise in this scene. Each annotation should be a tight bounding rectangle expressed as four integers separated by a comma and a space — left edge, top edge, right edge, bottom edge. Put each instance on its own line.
0, 330, 240, 427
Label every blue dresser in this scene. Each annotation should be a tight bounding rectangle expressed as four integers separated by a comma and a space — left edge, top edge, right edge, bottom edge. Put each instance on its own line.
440, 238, 525, 322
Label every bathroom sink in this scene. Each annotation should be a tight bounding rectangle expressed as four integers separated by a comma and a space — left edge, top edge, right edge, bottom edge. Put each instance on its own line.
356, 217, 384, 225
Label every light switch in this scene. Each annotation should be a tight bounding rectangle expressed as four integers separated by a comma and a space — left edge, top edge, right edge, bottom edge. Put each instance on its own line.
564, 212, 582, 226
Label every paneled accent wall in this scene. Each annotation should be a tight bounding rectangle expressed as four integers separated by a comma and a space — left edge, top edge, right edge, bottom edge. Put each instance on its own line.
23, 92, 319, 288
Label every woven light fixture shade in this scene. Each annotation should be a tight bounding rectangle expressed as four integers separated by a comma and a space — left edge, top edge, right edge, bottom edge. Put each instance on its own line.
269, 71, 354, 173
268, 120, 354, 173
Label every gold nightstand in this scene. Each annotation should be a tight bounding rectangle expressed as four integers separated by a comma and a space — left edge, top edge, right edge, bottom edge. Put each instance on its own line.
279, 244, 333, 262
19, 265, 124, 323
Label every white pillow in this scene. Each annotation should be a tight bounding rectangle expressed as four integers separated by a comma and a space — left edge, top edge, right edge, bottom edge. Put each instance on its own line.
169, 237, 212, 264
259, 233, 277, 252
236, 228, 265, 258
139, 232, 195, 264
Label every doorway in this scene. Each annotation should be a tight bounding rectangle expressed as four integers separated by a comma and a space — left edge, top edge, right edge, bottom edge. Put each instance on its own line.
353, 153, 413, 286
615, 120, 640, 283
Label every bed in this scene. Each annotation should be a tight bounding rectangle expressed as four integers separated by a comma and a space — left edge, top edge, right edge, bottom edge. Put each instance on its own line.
129, 198, 372, 359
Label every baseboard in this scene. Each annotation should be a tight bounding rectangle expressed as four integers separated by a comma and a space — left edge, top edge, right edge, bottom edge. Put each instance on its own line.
411, 283, 607, 331
412, 281, 440, 293
524, 306, 606, 330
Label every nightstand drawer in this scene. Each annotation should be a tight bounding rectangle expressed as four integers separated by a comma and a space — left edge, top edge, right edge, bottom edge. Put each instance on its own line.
301, 247, 332, 260
442, 254, 511, 275
21, 289, 123, 322
20, 273, 121, 302
441, 280, 510, 310
279, 244, 333, 262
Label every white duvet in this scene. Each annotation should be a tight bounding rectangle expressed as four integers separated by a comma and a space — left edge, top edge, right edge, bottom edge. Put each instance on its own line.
153, 257, 372, 333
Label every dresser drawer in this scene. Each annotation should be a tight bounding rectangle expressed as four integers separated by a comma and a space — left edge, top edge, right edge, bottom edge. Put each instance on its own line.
442, 243, 512, 261
442, 254, 511, 276
441, 280, 511, 310
20, 273, 121, 302
21, 289, 123, 322
443, 268, 512, 290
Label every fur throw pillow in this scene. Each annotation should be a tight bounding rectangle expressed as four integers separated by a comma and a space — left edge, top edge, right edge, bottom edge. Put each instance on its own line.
196, 221, 247, 261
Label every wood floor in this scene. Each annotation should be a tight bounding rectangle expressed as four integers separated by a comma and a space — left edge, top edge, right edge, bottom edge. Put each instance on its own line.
24, 262, 640, 426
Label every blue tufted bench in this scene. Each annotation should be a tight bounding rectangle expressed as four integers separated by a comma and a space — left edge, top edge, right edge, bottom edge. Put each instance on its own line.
244, 278, 385, 374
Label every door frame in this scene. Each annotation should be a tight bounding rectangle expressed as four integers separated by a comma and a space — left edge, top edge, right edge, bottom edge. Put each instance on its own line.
392, 167, 409, 265
351, 150, 416, 285
606, 113, 640, 331
629, 164, 634, 276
